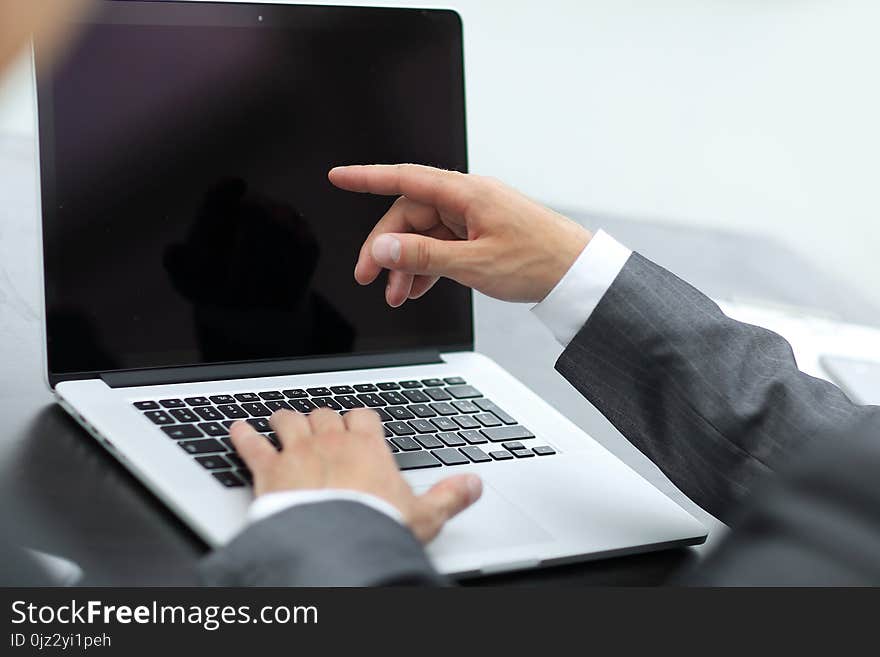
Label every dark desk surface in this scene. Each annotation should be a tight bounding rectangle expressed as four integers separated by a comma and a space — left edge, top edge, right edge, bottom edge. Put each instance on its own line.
3, 134, 878, 585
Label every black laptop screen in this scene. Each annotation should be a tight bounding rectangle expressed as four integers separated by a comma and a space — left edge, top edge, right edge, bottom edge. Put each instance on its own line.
36, 2, 470, 380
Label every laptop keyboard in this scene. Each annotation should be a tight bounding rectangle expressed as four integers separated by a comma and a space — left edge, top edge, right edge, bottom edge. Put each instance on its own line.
133, 377, 556, 488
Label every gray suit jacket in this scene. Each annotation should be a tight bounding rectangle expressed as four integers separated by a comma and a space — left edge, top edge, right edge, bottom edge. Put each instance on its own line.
201, 253, 880, 586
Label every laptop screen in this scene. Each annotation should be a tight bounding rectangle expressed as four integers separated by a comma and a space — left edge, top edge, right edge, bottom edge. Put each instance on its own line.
36, 2, 470, 382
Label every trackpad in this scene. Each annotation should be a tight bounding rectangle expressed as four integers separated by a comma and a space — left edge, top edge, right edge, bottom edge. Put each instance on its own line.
419, 482, 554, 556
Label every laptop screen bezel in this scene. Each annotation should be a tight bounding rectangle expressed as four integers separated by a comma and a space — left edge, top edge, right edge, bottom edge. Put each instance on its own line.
35, 0, 473, 388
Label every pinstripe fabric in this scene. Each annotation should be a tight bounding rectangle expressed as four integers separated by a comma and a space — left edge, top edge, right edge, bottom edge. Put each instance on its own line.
557, 252, 877, 523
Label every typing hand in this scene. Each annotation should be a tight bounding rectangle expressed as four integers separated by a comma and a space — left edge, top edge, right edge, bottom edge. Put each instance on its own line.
329, 164, 592, 307
230, 409, 482, 543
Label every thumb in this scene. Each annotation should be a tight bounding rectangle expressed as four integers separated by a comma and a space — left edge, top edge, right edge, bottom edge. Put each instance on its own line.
371, 233, 468, 277
410, 474, 483, 543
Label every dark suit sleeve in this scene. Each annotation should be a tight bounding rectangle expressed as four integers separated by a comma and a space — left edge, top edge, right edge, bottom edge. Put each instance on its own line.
556, 252, 879, 523
199, 501, 445, 587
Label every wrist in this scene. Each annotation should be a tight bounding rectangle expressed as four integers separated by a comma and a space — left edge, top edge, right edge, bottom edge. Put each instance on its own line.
540, 221, 592, 302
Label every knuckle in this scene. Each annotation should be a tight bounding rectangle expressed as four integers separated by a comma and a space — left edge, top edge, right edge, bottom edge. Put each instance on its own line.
414, 239, 432, 271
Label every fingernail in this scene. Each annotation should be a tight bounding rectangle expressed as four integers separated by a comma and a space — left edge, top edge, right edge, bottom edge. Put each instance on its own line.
372, 234, 401, 264
466, 475, 483, 502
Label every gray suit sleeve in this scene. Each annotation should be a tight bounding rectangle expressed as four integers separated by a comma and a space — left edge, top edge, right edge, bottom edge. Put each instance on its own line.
199, 501, 445, 587
557, 252, 879, 522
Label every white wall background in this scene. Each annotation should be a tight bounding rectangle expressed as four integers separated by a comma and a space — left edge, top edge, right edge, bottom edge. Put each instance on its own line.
3, 0, 879, 303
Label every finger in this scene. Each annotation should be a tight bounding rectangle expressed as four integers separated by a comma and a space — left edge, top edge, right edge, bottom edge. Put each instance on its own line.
386, 269, 414, 308
342, 407, 383, 436
329, 164, 476, 214
409, 274, 440, 299
269, 409, 311, 451
413, 474, 483, 543
230, 420, 277, 472
308, 407, 345, 435
354, 196, 443, 285
371, 232, 469, 277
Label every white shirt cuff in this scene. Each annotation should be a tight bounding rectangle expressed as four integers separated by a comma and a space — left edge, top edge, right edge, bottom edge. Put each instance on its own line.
247, 489, 405, 527
532, 229, 631, 347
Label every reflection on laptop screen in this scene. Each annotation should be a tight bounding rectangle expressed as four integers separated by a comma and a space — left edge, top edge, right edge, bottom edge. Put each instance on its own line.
36, 2, 470, 377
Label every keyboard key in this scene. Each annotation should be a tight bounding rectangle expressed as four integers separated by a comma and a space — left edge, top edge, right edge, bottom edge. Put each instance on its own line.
459, 430, 488, 445
460, 446, 491, 463
221, 421, 236, 429
391, 436, 421, 451
247, 418, 272, 432
290, 399, 317, 413
234, 392, 260, 402
452, 400, 480, 414
162, 424, 203, 439
377, 382, 400, 391
241, 402, 271, 417
453, 415, 481, 429
336, 395, 365, 410
386, 406, 415, 420
501, 441, 525, 451
400, 389, 429, 404
511, 447, 535, 458
408, 419, 437, 434
385, 439, 399, 453
198, 422, 227, 437
259, 391, 284, 400
399, 380, 422, 389
443, 377, 466, 385
196, 455, 230, 470
533, 446, 557, 456
221, 437, 234, 450
421, 378, 444, 387
144, 410, 174, 425
438, 431, 466, 447
180, 438, 225, 454
265, 433, 282, 450
209, 395, 235, 404
313, 397, 342, 410
306, 387, 332, 397
357, 393, 385, 407
415, 434, 444, 449
212, 471, 245, 487
170, 408, 199, 423
408, 404, 436, 418
448, 385, 481, 399
387, 421, 416, 436
490, 450, 514, 461
384, 425, 392, 437
159, 399, 185, 408
225, 453, 246, 469
430, 402, 457, 416
433, 447, 470, 465
425, 388, 451, 401
134, 400, 159, 410
373, 408, 392, 422
354, 383, 378, 392
217, 404, 247, 419
195, 406, 224, 421
236, 468, 253, 484
483, 426, 535, 442
474, 399, 518, 425
330, 385, 355, 395
184, 396, 211, 406
394, 451, 441, 470
379, 391, 408, 406
265, 400, 292, 412
474, 412, 502, 427
431, 417, 458, 431
283, 389, 307, 398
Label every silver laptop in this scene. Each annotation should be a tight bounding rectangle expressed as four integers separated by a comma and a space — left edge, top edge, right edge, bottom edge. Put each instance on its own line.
34, 1, 705, 577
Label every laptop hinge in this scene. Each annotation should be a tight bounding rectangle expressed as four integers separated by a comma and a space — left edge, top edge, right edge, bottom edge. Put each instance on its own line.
99, 350, 443, 388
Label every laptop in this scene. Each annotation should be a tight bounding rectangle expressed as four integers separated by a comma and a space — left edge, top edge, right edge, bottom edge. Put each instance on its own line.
33, 1, 706, 577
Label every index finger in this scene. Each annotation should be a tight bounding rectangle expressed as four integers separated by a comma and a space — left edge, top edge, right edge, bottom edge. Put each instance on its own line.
329, 164, 475, 214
